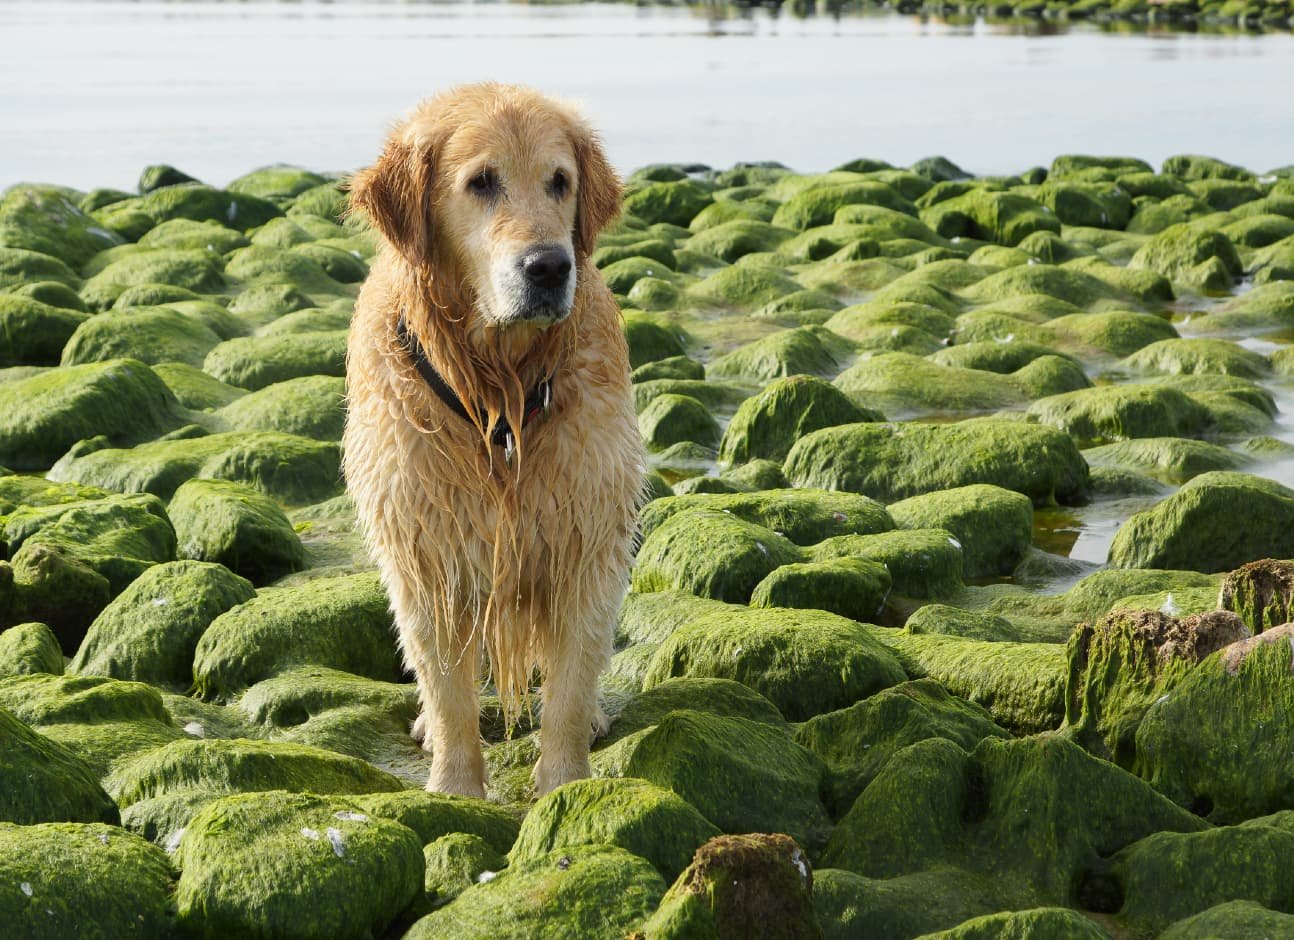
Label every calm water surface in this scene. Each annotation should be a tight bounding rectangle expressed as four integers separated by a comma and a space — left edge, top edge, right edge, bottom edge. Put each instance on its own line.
2, 0, 1293, 189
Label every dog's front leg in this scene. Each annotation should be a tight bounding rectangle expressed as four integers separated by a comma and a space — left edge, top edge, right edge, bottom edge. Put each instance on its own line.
410, 642, 487, 798
533, 589, 618, 796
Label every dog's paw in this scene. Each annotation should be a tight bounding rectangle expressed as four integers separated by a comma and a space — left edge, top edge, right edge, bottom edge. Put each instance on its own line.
533, 752, 592, 797
428, 763, 488, 799
590, 706, 612, 742
409, 712, 427, 745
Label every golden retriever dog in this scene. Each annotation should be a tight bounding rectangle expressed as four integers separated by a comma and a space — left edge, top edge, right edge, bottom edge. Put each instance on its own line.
343, 83, 644, 797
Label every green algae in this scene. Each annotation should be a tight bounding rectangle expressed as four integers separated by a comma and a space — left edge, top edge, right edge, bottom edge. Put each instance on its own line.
0, 621, 64, 677
168, 478, 305, 583
0, 707, 119, 825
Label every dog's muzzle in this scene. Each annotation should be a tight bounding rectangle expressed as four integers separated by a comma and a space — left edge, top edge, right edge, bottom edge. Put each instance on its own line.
516, 246, 574, 321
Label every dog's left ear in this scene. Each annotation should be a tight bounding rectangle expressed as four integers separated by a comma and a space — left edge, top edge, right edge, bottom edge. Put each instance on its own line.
570, 124, 622, 258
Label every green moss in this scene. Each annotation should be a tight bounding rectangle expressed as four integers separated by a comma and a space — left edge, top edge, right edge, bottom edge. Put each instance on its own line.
772, 180, 915, 230
0, 294, 87, 367
10, 279, 89, 311
62, 305, 222, 367
1037, 180, 1132, 229
202, 330, 346, 391
960, 263, 1122, 308
784, 419, 1090, 507
814, 867, 1005, 940
795, 678, 1007, 817
1163, 154, 1254, 181
0, 184, 123, 268
631, 355, 704, 383
226, 282, 314, 325
685, 219, 794, 262
685, 261, 804, 310
834, 352, 1025, 414
889, 485, 1033, 579
640, 488, 893, 546
905, 605, 1023, 642
929, 340, 1073, 374
599, 710, 829, 850
707, 325, 848, 382
349, 789, 520, 854
192, 572, 399, 700
138, 217, 249, 253
642, 606, 905, 721
920, 190, 1060, 246
0, 359, 181, 470
0, 821, 175, 939
407, 844, 665, 939
0, 246, 79, 291
1218, 558, 1294, 635
80, 248, 226, 309
174, 790, 421, 940
223, 245, 347, 296
1160, 900, 1294, 939
625, 180, 714, 227
1121, 337, 1270, 380
0, 621, 64, 677
1108, 472, 1294, 572
6, 544, 112, 653
168, 478, 304, 584
920, 908, 1112, 939
811, 529, 963, 599
640, 833, 817, 940
601, 676, 785, 747
417, 833, 506, 913
1027, 384, 1212, 447
151, 362, 246, 410
1129, 223, 1242, 290
1082, 437, 1248, 484
751, 556, 892, 622
1135, 624, 1294, 822
229, 165, 328, 202
49, 430, 341, 503
0, 707, 118, 824
638, 393, 720, 451
70, 560, 254, 689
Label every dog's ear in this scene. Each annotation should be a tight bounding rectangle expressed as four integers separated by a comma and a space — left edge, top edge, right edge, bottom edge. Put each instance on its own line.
571, 126, 622, 257
348, 136, 434, 264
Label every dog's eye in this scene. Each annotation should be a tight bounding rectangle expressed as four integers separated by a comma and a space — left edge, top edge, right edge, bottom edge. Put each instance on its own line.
549, 170, 569, 199
467, 170, 498, 198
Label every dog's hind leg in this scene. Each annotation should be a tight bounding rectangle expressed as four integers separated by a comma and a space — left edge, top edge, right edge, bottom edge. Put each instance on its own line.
533, 585, 619, 796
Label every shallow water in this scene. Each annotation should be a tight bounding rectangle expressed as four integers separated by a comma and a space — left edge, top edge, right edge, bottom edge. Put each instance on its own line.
3, 0, 1294, 190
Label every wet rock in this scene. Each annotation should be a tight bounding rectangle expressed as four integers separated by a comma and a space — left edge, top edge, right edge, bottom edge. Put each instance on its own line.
1037, 180, 1132, 229
168, 479, 304, 584
751, 556, 891, 622
921, 190, 1060, 246
1028, 384, 1212, 447
1082, 437, 1248, 484
642, 606, 905, 720
1159, 900, 1294, 939
888, 484, 1033, 579
0, 707, 118, 824
202, 330, 346, 390
708, 326, 848, 383
215, 374, 344, 441
811, 528, 964, 598
80, 248, 226, 309
904, 605, 1023, 642
795, 678, 1007, 816
1063, 607, 1249, 766
813, 867, 1003, 940
1108, 472, 1294, 572
1216, 558, 1294, 637
1121, 337, 1270, 380
687, 261, 803, 309
638, 393, 720, 451
193, 572, 400, 701
0, 294, 87, 367
0, 621, 63, 677
640, 488, 893, 546
834, 352, 1026, 415
1129, 223, 1242, 290
1163, 154, 1254, 182
640, 833, 817, 939
6, 544, 112, 652
686, 219, 794, 262
623, 311, 687, 367
0, 821, 174, 937
138, 163, 200, 192
418, 833, 506, 913
70, 560, 255, 689
601, 676, 785, 746
773, 179, 915, 230
174, 790, 422, 939
138, 217, 250, 253
1048, 309, 1178, 357
1136, 624, 1294, 822
624, 180, 714, 227
62, 305, 223, 367
960, 262, 1123, 308
407, 845, 665, 939
0, 184, 123, 268
510, 777, 719, 881
0, 246, 79, 290
921, 908, 1112, 939
784, 418, 1090, 506
631, 355, 705, 383
348, 790, 520, 854
0, 359, 182, 470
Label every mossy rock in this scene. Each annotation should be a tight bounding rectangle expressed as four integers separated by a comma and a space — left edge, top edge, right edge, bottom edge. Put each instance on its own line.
1163, 154, 1253, 181
0, 184, 123, 268
49, 430, 341, 504
750, 556, 892, 622
795, 678, 1008, 817
1108, 472, 1294, 573
600, 675, 786, 746
0, 621, 64, 678
640, 488, 893, 546
168, 478, 304, 584
5, 544, 112, 654
920, 907, 1112, 939
226, 282, 314, 325
1121, 337, 1270, 380
596, 710, 829, 851
0, 359, 181, 470
151, 362, 247, 410
203, 330, 347, 390
641, 606, 905, 721
1129, 223, 1242, 290
784, 419, 1090, 507
904, 605, 1022, 642
686, 262, 804, 310
0, 246, 80, 292
888, 484, 1033, 579
813, 867, 1007, 940
1027, 384, 1212, 447
80, 249, 226, 310
407, 844, 665, 940
10, 279, 89, 311
811, 528, 964, 599
0, 294, 88, 367
685, 219, 795, 262
928, 340, 1073, 374
1218, 558, 1294, 636
416, 833, 505, 914
631, 355, 705, 383
69, 559, 255, 689
835, 352, 1030, 415
228, 165, 329, 202
510, 777, 719, 882
193, 572, 401, 700
638, 393, 720, 451
960, 263, 1121, 309
920, 190, 1060, 247
348, 790, 520, 855
624, 180, 714, 227
821, 735, 1204, 909
61, 305, 222, 367
223, 245, 347, 296
0, 708, 119, 825
0, 821, 175, 939
174, 790, 422, 940
1135, 625, 1294, 823
1159, 900, 1294, 939
1082, 437, 1248, 484
138, 217, 250, 253
707, 326, 848, 383
640, 833, 818, 940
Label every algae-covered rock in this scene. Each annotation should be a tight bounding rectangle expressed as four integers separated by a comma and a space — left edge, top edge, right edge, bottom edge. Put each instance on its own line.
70, 560, 255, 689
1082, 437, 1248, 485
878, 631, 1066, 734
1135, 625, 1294, 822
640, 833, 818, 940
0, 821, 174, 939
598, 710, 829, 850
348, 789, 520, 854
0, 621, 64, 677
639, 488, 893, 546
216, 374, 345, 441
888, 485, 1032, 579
193, 572, 400, 700
417, 833, 505, 913
49, 430, 341, 504
919, 907, 1112, 939
707, 326, 847, 382
642, 606, 905, 721
168, 478, 304, 584
1108, 472, 1294, 573
1109, 823, 1294, 933
1218, 558, 1294, 635
687, 261, 804, 309
921, 190, 1060, 246
1129, 223, 1242, 290
601, 675, 786, 745
795, 678, 1008, 816
510, 777, 719, 881
202, 330, 347, 390
813, 867, 1004, 940
834, 352, 1025, 415
0, 707, 119, 825
904, 605, 1023, 642
0, 294, 87, 367
638, 393, 721, 451
822, 735, 1204, 908
0, 359, 181, 470
750, 556, 892, 622
1159, 900, 1294, 939
1063, 608, 1250, 767
1122, 337, 1270, 380
0, 184, 123, 268
1027, 384, 1212, 447
407, 844, 664, 939
785, 419, 1089, 506
174, 790, 422, 940
62, 306, 222, 367
810, 528, 963, 599
625, 180, 714, 227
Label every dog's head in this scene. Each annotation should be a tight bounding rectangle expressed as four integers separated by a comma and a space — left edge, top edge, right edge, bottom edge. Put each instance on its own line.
350, 83, 621, 329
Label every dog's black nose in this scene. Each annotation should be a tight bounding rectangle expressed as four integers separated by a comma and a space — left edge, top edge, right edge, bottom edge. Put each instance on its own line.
522, 248, 572, 291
